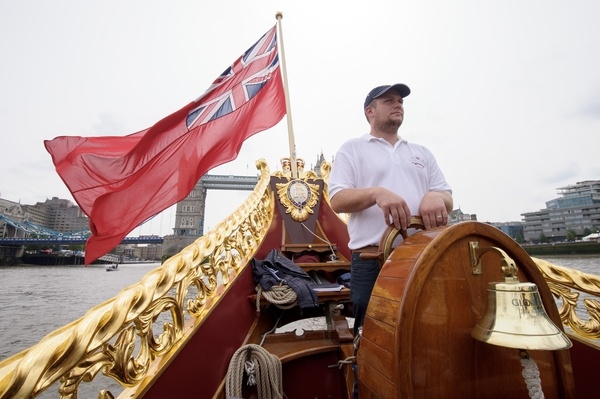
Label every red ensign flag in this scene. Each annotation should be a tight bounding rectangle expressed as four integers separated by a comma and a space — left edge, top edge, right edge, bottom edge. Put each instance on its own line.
45, 26, 285, 264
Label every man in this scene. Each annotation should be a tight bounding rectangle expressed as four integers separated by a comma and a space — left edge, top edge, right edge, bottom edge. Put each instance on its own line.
328, 83, 453, 335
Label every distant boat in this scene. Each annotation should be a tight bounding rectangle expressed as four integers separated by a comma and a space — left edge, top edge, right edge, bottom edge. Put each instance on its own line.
105, 263, 119, 271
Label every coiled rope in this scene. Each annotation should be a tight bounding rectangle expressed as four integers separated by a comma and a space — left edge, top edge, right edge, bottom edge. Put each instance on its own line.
225, 344, 283, 399
255, 285, 297, 311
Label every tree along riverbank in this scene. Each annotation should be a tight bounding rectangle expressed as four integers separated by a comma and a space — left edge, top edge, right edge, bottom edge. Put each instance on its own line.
522, 241, 600, 256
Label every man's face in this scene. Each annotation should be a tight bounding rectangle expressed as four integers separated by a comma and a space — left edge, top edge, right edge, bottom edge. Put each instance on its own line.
372, 90, 404, 125
365, 90, 405, 132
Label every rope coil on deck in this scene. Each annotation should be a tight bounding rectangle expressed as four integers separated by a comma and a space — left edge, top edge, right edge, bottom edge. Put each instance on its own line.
225, 344, 283, 399
255, 285, 298, 311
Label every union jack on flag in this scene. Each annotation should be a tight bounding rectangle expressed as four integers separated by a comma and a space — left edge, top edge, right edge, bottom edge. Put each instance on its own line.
186, 26, 279, 128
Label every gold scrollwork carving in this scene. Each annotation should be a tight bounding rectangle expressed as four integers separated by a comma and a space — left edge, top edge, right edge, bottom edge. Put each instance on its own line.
0, 159, 274, 399
320, 160, 332, 185
534, 257, 600, 340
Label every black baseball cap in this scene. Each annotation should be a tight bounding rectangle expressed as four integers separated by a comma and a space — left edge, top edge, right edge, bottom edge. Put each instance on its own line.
363, 84, 411, 110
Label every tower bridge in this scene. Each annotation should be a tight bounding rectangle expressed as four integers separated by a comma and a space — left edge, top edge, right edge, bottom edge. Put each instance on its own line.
0, 174, 257, 249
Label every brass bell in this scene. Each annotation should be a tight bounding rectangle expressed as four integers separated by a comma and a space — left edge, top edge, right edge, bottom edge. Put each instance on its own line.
471, 279, 572, 350
469, 242, 571, 351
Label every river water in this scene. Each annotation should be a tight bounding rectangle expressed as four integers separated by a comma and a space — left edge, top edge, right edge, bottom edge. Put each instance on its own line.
0, 256, 599, 396
0, 262, 161, 361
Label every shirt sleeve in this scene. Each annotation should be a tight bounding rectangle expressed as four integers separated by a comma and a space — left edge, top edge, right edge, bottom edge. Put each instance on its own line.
328, 143, 356, 199
426, 148, 452, 194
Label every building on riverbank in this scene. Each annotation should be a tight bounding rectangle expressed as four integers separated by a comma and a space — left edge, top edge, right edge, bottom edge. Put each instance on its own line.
522, 180, 600, 243
22, 197, 88, 233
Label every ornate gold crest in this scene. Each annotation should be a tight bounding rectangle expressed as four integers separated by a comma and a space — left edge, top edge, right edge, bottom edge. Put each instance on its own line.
276, 178, 320, 221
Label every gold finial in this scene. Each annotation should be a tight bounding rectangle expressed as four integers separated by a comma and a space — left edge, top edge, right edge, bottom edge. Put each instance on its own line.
275, 11, 283, 20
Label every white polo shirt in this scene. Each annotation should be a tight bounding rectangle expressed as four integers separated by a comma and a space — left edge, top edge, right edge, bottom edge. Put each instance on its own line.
328, 134, 452, 250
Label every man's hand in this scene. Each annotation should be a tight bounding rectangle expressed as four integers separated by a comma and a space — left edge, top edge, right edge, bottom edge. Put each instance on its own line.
330, 186, 411, 229
330, 187, 453, 231
373, 187, 412, 231
419, 191, 453, 229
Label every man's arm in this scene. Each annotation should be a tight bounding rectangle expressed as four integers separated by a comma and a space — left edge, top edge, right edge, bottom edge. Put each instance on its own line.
330, 188, 376, 214
330, 187, 412, 230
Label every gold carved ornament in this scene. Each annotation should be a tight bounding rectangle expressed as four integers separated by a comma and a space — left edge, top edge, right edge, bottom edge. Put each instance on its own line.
0, 159, 275, 399
533, 257, 600, 340
276, 178, 320, 222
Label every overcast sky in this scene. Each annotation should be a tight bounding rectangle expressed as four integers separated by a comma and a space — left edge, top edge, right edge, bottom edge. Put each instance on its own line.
1, 0, 599, 237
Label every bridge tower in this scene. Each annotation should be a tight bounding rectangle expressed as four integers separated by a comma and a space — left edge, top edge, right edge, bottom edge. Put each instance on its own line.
172, 180, 207, 236
162, 174, 258, 257
173, 174, 259, 237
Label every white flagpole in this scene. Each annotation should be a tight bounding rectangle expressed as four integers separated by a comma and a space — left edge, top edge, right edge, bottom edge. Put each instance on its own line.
275, 12, 298, 179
